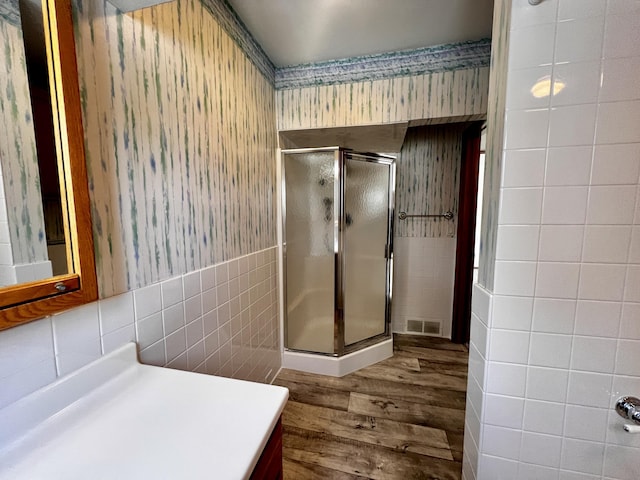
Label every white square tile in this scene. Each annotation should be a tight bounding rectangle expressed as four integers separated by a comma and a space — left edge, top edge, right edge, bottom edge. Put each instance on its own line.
523, 399, 565, 435
625, 266, 640, 302
140, 340, 167, 367
603, 444, 640, 480
526, 366, 569, 402
603, 13, 640, 59
203, 310, 218, 337
596, 101, 640, 145
484, 394, 524, 429
567, 371, 613, 408
204, 331, 220, 357
162, 303, 185, 336
165, 327, 186, 363
509, 23, 556, 70
554, 16, 605, 63
0, 359, 57, 410
228, 259, 240, 280
548, 104, 597, 147
160, 277, 183, 308
629, 227, 640, 263
52, 303, 101, 376
101, 324, 135, 354
470, 315, 489, 357
571, 336, 617, 373
478, 454, 519, 479
587, 186, 637, 225
560, 438, 605, 475
215, 263, 229, 284
583, 226, 632, 263
472, 283, 492, 324
487, 362, 528, 397
559, 0, 606, 20
217, 282, 230, 305
615, 339, 640, 376
98, 292, 134, 335
134, 283, 162, 319
186, 317, 204, 348
184, 294, 202, 323
187, 341, 206, 370
607, 0, 640, 15
518, 463, 559, 480
135, 312, 163, 349
535, 262, 581, 299
494, 261, 537, 296
545, 146, 593, 186
538, 225, 584, 262
520, 432, 562, 467
579, 264, 626, 301
505, 109, 550, 150
183, 271, 201, 299
564, 405, 608, 442
482, 425, 522, 460
496, 225, 540, 261
532, 298, 576, 334
558, 470, 599, 480
502, 148, 546, 187
529, 333, 572, 368
0, 318, 55, 378
600, 57, 640, 103
492, 295, 533, 331
200, 265, 217, 291
574, 301, 621, 338
542, 186, 588, 225
551, 61, 601, 107
506, 66, 553, 110
620, 303, 640, 339
499, 188, 543, 224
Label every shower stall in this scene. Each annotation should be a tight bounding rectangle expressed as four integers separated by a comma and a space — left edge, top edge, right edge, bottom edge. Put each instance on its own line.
281, 147, 395, 376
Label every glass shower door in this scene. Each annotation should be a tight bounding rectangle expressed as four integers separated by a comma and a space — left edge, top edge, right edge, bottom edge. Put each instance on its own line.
283, 149, 338, 354
343, 154, 393, 346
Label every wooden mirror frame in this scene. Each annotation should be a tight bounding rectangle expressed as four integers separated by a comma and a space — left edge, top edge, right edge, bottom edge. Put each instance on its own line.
0, 0, 97, 330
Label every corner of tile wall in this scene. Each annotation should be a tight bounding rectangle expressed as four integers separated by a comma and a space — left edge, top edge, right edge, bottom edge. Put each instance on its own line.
0, 247, 281, 410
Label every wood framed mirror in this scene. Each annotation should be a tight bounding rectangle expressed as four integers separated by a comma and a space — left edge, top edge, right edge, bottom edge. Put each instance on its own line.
0, 0, 97, 330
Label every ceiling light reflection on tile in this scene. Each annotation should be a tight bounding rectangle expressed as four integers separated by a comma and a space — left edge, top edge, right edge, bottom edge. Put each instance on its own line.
531, 75, 566, 99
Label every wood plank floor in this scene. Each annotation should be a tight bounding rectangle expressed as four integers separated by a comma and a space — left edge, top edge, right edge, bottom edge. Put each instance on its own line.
273, 334, 469, 480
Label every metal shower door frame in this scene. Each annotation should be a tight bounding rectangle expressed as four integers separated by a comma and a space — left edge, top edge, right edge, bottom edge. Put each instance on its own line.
281, 147, 395, 357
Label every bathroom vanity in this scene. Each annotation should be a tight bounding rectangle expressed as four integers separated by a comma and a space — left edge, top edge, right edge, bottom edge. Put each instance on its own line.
0, 343, 288, 479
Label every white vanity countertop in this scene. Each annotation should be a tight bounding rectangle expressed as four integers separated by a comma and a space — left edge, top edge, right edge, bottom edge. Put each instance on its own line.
0, 343, 288, 480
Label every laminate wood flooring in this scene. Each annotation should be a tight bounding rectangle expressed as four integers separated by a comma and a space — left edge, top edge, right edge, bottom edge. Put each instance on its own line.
273, 334, 469, 480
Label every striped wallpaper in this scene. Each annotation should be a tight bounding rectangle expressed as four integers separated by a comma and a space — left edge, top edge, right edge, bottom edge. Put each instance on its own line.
395, 125, 464, 238
73, 0, 277, 297
276, 66, 490, 131
0, 17, 48, 267
478, 0, 511, 290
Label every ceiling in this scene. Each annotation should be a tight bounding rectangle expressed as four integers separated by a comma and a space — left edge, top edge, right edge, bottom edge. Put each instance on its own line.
226, 0, 495, 68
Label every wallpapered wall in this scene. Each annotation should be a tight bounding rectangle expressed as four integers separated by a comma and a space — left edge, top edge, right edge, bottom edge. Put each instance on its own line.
276, 66, 490, 131
477, 0, 511, 290
395, 125, 465, 238
0, 15, 48, 268
72, 0, 277, 298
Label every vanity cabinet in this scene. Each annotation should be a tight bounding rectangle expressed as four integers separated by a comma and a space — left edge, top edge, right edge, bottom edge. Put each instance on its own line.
250, 419, 283, 480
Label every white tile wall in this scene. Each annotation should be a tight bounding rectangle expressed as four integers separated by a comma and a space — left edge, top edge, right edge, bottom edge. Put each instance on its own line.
0, 247, 280, 410
466, 0, 640, 478
392, 236, 456, 338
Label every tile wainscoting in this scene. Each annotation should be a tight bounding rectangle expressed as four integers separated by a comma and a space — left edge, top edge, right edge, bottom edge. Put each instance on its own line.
0, 247, 280, 410
392, 237, 457, 338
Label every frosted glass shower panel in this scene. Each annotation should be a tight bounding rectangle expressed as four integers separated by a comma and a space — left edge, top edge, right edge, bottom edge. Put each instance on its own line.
284, 151, 336, 354
344, 157, 390, 346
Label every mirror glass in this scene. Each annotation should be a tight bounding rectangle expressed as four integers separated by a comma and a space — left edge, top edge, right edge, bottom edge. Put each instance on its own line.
0, 0, 68, 288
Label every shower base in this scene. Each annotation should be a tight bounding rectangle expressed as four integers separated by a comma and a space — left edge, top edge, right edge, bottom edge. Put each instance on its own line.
282, 337, 393, 377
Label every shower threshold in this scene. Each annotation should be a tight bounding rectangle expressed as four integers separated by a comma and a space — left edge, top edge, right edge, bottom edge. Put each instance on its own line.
282, 337, 393, 377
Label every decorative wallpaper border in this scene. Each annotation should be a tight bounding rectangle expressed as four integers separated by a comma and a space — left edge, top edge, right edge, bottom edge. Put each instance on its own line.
275, 39, 491, 90
0, 0, 20, 26
201, 0, 275, 83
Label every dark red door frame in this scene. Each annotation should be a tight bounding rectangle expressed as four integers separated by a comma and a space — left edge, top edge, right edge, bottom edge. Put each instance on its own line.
451, 122, 483, 344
